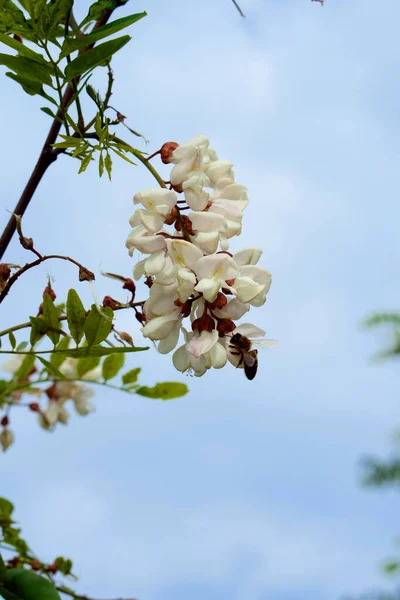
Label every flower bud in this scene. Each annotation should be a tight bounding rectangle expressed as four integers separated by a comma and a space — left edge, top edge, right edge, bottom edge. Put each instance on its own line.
122, 278, 136, 295
160, 142, 179, 164
31, 559, 41, 571
0, 263, 11, 282
170, 182, 183, 194
29, 402, 40, 412
45, 383, 59, 400
207, 292, 228, 310
192, 313, 215, 333
79, 266, 95, 282
144, 276, 153, 288
134, 310, 145, 324
47, 564, 58, 575
119, 331, 134, 346
1, 416, 9, 427
13, 35, 23, 44
19, 236, 34, 250
0, 428, 14, 451
43, 285, 56, 301
102, 296, 121, 310
217, 318, 236, 337
174, 215, 194, 236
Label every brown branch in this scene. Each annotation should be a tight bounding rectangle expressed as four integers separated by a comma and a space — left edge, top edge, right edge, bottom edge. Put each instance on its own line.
0, 1, 129, 261
0, 254, 94, 305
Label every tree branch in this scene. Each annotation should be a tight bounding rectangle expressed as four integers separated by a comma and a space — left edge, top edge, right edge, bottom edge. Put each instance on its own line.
0, 1, 130, 260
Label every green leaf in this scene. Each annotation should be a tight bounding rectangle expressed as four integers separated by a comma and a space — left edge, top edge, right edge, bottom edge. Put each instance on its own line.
84, 305, 113, 346
136, 382, 189, 400
80, 0, 118, 27
56, 345, 148, 358
40, 106, 63, 123
8, 332, 16, 350
29, 315, 47, 347
0, 33, 45, 60
62, 12, 146, 56
50, 337, 70, 369
15, 342, 28, 352
5, 570, 61, 600
77, 151, 93, 174
110, 146, 136, 166
98, 152, 104, 177
66, 289, 86, 345
0, 588, 23, 600
0, 552, 7, 583
76, 356, 100, 377
0, 1, 26, 35
43, 0, 73, 38
64, 35, 131, 81
37, 356, 66, 379
6, 71, 43, 96
42, 295, 61, 345
122, 367, 141, 385
104, 153, 112, 180
14, 354, 35, 380
102, 353, 124, 381
0, 497, 14, 516
0, 54, 53, 86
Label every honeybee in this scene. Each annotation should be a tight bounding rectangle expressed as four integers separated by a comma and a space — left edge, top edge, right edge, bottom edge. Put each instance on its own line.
229, 332, 279, 380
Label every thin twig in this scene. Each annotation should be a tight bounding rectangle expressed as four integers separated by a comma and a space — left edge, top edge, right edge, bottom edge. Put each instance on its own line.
56, 585, 137, 600
232, 0, 245, 17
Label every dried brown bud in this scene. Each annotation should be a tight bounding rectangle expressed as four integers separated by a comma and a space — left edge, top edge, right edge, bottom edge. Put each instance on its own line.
144, 276, 153, 288
19, 236, 34, 251
31, 559, 41, 571
43, 285, 56, 301
47, 564, 58, 575
134, 310, 145, 324
13, 35, 23, 43
171, 182, 183, 194
79, 266, 95, 282
116, 111, 126, 122
102, 296, 120, 310
192, 313, 215, 333
29, 402, 40, 413
180, 300, 192, 318
122, 278, 136, 295
0, 263, 11, 282
207, 292, 228, 310
45, 383, 59, 401
217, 318, 236, 337
160, 142, 179, 164
175, 215, 194, 236
1, 415, 9, 427
119, 331, 134, 346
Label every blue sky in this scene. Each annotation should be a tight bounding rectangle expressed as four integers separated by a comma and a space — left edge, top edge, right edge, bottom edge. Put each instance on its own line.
1, 0, 400, 599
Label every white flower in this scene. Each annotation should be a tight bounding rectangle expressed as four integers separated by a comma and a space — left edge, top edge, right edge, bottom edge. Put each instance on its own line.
186, 329, 219, 359
0, 428, 14, 451
233, 247, 263, 266
130, 188, 177, 233
170, 135, 210, 186
211, 179, 249, 211
59, 358, 102, 382
1, 354, 24, 375
194, 254, 239, 302
126, 225, 167, 256
182, 172, 210, 211
233, 265, 272, 306
205, 160, 234, 186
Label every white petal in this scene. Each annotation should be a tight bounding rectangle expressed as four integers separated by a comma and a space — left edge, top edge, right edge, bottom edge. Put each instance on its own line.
192, 231, 220, 254
194, 277, 221, 302
158, 324, 181, 354
209, 342, 227, 369
133, 259, 146, 280
166, 239, 203, 270
234, 247, 263, 266
186, 330, 218, 358
141, 314, 179, 340
145, 250, 167, 275
213, 298, 250, 319
173, 344, 191, 372
189, 211, 225, 232
206, 160, 234, 186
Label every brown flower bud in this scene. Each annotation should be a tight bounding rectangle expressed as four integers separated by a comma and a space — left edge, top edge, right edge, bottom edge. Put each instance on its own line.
79, 266, 95, 282
174, 215, 194, 236
119, 331, 134, 346
102, 296, 120, 310
160, 142, 179, 164
13, 35, 23, 44
171, 182, 183, 194
47, 564, 58, 575
207, 292, 228, 310
180, 300, 192, 318
19, 236, 34, 250
31, 559, 41, 571
43, 285, 56, 301
144, 276, 153, 288
134, 310, 145, 324
0, 263, 11, 282
1, 416, 9, 427
217, 318, 236, 337
192, 313, 215, 333
123, 278, 136, 295
29, 402, 40, 413
45, 383, 59, 401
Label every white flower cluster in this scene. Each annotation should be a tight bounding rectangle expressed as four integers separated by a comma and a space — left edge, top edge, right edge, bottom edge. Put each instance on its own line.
0, 356, 98, 450
126, 135, 275, 377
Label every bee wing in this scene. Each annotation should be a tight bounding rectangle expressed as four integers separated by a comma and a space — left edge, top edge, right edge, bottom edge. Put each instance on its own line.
252, 338, 279, 350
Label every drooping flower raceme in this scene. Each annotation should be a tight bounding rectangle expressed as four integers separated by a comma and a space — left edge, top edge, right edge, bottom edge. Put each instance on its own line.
126, 135, 277, 377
